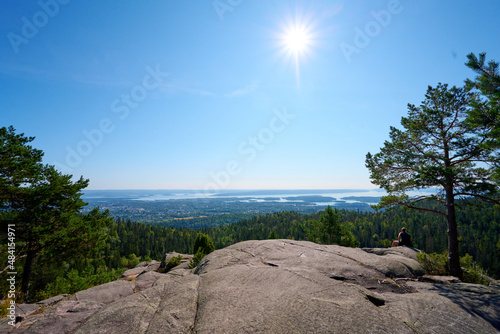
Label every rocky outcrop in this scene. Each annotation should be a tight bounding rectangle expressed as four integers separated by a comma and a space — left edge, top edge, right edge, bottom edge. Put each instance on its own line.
121, 260, 161, 280
160, 252, 194, 272
2, 240, 499, 333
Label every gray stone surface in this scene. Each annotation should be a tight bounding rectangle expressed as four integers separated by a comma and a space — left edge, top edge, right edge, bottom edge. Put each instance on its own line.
75, 280, 135, 305
122, 260, 161, 279
15, 303, 42, 320
35, 293, 70, 306
75, 269, 199, 334
18, 300, 102, 334
134, 270, 164, 292
3, 239, 499, 333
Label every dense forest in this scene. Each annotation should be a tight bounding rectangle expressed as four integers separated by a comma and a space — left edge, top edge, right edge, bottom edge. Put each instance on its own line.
2, 198, 499, 302
101, 199, 499, 277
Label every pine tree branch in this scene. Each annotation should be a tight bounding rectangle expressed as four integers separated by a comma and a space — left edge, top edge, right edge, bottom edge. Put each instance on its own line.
444, 108, 461, 134
398, 201, 447, 217
0, 254, 27, 275
454, 192, 500, 205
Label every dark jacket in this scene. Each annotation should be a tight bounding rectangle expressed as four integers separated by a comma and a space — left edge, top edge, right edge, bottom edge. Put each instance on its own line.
399, 232, 412, 247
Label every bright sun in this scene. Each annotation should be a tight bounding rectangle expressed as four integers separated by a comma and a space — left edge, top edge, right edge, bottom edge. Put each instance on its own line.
276, 18, 317, 88
284, 26, 309, 53
283, 26, 310, 54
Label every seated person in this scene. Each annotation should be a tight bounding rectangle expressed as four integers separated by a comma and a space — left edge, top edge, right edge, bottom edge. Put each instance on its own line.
391, 227, 413, 247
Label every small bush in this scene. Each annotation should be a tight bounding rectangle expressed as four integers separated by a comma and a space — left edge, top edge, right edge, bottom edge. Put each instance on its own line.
128, 254, 140, 268
417, 251, 448, 276
188, 233, 215, 269
417, 251, 489, 285
167, 255, 183, 268
188, 251, 206, 269
119, 256, 129, 268
461, 254, 489, 285
32, 265, 123, 301
0, 298, 14, 318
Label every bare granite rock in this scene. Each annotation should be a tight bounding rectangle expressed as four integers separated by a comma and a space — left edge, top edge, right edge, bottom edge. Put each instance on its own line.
134, 270, 165, 292
74, 280, 135, 305
121, 260, 161, 279
2, 239, 499, 333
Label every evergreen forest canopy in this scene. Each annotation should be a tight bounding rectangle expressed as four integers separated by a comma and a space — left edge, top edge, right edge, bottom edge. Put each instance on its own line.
103, 201, 498, 277
2, 201, 499, 302
1, 52, 500, 302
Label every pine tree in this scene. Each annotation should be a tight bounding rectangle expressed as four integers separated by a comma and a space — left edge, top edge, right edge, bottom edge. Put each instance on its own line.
0, 126, 113, 300
193, 233, 215, 255
307, 206, 359, 247
465, 52, 500, 182
189, 233, 215, 269
366, 83, 500, 278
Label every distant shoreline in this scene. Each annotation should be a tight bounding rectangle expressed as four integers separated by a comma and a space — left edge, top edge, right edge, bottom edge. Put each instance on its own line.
81, 189, 387, 201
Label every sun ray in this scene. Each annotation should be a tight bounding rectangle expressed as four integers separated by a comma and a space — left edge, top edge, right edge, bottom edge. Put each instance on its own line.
276, 17, 317, 89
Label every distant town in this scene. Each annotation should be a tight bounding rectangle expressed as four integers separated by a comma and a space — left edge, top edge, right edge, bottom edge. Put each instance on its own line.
82, 190, 383, 228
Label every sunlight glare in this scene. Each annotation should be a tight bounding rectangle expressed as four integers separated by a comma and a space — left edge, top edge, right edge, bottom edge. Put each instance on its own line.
276, 18, 317, 89
284, 26, 310, 53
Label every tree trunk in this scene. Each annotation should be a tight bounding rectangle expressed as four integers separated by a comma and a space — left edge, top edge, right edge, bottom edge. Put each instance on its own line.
442, 133, 463, 279
20, 247, 36, 301
446, 191, 463, 279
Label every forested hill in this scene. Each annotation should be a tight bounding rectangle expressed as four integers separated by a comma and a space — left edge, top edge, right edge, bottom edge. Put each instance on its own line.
105, 199, 499, 278
6, 199, 498, 303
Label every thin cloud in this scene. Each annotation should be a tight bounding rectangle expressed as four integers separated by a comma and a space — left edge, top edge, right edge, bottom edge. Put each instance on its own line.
225, 82, 259, 98
0, 63, 135, 87
158, 84, 215, 97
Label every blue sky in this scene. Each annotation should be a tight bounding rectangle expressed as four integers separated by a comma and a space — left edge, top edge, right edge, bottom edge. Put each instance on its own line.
1, 1, 500, 190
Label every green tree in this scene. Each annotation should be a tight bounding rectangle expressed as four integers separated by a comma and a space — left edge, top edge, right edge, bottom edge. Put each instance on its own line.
192, 233, 215, 255
465, 52, 500, 127
267, 230, 279, 239
465, 52, 500, 181
189, 233, 215, 269
0, 126, 112, 299
127, 253, 140, 268
308, 206, 358, 247
366, 83, 500, 278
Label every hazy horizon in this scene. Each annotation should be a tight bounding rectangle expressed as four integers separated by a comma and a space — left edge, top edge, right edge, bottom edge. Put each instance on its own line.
83, 187, 383, 191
